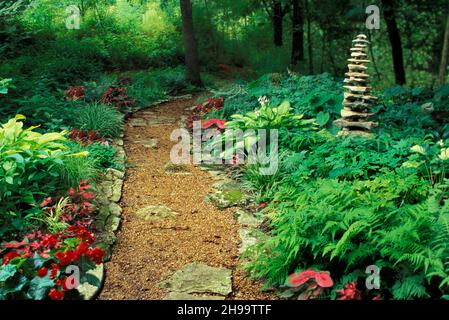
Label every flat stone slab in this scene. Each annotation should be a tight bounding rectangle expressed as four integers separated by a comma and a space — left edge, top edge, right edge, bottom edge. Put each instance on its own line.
129, 118, 147, 127
206, 189, 247, 209
212, 180, 240, 191
142, 138, 159, 149
147, 118, 177, 125
239, 229, 259, 254
164, 162, 191, 174
165, 292, 225, 300
236, 209, 261, 227
136, 205, 178, 221
78, 264, 104, 300
159, 263, 232, 296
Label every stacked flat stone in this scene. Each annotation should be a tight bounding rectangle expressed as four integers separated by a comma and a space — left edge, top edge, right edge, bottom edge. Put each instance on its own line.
335, 34, 378, 136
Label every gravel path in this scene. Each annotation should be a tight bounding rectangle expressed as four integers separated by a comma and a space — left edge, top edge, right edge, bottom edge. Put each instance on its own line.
99, 97, 272, 300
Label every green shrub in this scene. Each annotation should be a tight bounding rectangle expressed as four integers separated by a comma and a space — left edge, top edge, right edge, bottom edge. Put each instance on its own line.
73, 103, 123, 138
0, 115, 89, 237
64, 140, 120, 172
54, 152, 99, 191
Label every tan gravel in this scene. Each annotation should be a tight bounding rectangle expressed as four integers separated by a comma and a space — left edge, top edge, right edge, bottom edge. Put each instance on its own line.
99, 98, 273, 300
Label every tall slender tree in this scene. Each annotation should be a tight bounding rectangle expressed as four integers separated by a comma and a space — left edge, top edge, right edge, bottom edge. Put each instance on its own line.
180, 0, 202, 86
438, 13, 449, 86
261, 0, 288, 47
305, 0, 313, 73
291, 0, 304, 67
382, 0, 406, 85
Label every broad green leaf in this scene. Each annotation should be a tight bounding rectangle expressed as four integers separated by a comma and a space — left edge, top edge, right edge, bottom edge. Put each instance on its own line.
316, 111, 330, 126
27, 275, 55, 300
277, 101, 291, 115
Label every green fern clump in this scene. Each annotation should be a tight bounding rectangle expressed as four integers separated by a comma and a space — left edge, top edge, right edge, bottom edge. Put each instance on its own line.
245, 170, 449, 299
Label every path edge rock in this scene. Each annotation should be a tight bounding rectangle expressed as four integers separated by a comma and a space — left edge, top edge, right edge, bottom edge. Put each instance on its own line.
78, 134, 126, 300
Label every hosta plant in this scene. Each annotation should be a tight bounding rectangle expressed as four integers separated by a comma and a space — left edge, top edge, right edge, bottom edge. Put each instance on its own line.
226, 98, 316, 130
403, 140, 449, 185
0, 115, 88, 237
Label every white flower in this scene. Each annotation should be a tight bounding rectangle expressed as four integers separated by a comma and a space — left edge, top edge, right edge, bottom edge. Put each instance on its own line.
258, 96, 270, 107
439, 148, 449, 161
410, 145, 426, 155
439, 140, 444, 147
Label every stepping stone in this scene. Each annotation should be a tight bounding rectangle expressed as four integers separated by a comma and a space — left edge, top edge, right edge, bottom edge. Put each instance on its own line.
159, 263, 232, 296
235, 209, 261, 227
164, 162, 191, 175
206, 189, 247, 209
212, 180, 239, 191
239, 229, 260, 254
136, 205, 178, 221
142, 139, 159, 149
147, 117, 176, 125
141, 111, 156, 116
129, 118, 147, 127
165, 292, 225, 300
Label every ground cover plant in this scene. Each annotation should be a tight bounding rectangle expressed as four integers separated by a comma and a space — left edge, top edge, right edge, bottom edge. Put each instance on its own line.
202, 73, 449, 300
1, 0, 449, 303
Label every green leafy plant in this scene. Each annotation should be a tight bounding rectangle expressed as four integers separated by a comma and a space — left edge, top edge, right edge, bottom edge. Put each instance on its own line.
0, 115, 89, 237
226, 99, 316, 130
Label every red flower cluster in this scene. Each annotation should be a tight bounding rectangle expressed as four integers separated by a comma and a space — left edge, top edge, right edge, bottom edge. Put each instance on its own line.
287, 269, 334, 300
1, 224, 105, 300
67, 225, 95, 245
201, 118, 226, 130
49, 288, 64, 300
54, 243, 104, 267
100, 85, 136, 109
2, 231, 61, 260
336, 281, 362, 300
68, 129, 105, 146
1, 251, 21, 264
186, 97, 224, 130
40, 180, 96, 230
65, 86, 85, 101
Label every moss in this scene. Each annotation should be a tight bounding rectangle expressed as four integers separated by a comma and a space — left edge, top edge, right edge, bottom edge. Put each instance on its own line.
223, 189, 244, 203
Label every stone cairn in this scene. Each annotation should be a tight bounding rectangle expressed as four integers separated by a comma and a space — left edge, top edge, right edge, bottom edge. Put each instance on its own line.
334, 34, 378, 136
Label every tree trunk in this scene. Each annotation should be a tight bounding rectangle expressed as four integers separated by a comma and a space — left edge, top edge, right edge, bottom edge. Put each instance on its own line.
291, 0, 304, 67
180, 0, 202, 86
438, 13, 449, 87
305, 0, 313, 73
382, 0, 406, 85
273, 0, 283, 46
